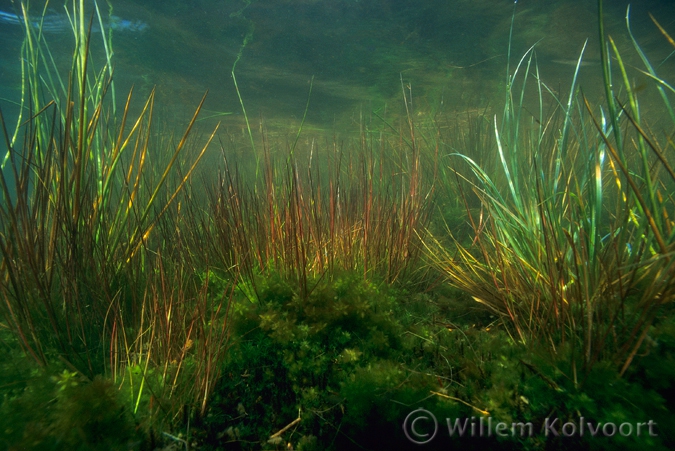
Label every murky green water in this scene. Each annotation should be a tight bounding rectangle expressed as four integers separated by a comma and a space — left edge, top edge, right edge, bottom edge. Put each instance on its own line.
1, 0, 674, 133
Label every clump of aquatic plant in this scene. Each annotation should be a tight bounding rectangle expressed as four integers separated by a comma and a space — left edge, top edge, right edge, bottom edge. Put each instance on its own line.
406, 321, 675, 450
199, 273, 428, 450
0, 0, 230, 434
425, 1, 675, 379
205, 103, 434, 299
195, 270, 675, 450
586, 3, 675, 375
113, 258, 236, 430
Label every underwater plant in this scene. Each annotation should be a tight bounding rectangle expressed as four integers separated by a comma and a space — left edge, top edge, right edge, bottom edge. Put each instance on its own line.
0, 0, 229, 434
204, 99, 435, 300
425, 0, 675, 381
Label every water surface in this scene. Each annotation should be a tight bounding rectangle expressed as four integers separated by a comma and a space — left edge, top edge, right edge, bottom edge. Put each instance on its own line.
1, 0, 673, 135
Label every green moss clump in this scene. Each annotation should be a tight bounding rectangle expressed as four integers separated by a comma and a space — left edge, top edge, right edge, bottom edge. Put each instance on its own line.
0, 366, 139, 451
193, 270, 675, 450
200, 272, 413, 449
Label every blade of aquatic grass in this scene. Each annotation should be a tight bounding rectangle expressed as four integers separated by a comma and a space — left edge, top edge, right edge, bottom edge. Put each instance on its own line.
634, 69, 675, 96
493, 116, 520, 213
598, 0, 624, 153
94, 0, 116, 116
624, 6, 675, 124
651, 13, 675, 50
555, 40, 588, 193
504, 0, 518, 101
289, 76, 314, 161
231, 20, 256, 170
196, 110, 234, 121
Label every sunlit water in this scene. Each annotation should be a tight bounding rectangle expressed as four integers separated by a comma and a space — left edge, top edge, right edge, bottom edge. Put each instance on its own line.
0, 0, 673, 137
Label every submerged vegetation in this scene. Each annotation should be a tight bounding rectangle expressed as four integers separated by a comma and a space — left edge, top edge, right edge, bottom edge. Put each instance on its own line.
0, 0, 674, 450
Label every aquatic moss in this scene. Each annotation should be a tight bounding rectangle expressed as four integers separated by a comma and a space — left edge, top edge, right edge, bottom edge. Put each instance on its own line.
0, 369, 139, 451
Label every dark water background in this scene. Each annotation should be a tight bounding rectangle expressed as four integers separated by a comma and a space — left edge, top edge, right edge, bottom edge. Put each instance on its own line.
1, 0, 674, 135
